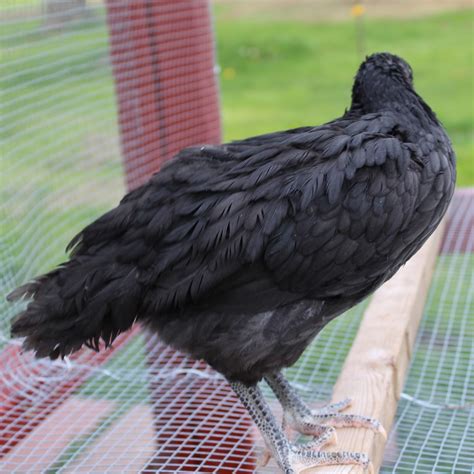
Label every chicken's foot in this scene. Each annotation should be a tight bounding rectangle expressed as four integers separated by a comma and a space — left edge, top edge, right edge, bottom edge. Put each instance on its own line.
230, 379, 374, 473
265, 372, 386, 440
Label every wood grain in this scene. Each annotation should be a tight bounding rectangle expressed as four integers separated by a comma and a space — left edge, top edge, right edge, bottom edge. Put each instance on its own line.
304, 219, 446, 474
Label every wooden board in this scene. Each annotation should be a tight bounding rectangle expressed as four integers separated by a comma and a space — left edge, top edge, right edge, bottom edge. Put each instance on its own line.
305, 219, 446, 474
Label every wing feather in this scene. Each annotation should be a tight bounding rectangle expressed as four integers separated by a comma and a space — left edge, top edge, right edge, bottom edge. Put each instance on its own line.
66, 112, 424, 316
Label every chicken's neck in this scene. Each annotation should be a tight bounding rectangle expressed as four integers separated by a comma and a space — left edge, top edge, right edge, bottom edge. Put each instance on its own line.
351, 76, 439, 131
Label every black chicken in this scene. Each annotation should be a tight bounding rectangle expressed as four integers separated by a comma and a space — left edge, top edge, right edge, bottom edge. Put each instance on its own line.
9, 53, 455, 473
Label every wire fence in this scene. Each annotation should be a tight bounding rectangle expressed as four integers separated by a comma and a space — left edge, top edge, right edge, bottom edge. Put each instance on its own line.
1, 2, 472, 473
381, 190, 473, 474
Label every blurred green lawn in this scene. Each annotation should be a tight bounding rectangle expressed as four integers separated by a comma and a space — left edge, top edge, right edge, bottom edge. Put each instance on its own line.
215, 9, 474, 185
1, 8, 472, 188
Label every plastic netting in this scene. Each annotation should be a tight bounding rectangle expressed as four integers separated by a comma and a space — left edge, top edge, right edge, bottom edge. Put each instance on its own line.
1, 2, 473, 473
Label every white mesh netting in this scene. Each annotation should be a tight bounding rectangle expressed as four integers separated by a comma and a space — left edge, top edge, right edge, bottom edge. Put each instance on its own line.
1, 2, 472, 473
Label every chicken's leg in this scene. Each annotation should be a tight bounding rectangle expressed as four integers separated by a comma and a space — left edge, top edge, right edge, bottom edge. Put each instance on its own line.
229, 380, 373, 473
265, 372, 386, 439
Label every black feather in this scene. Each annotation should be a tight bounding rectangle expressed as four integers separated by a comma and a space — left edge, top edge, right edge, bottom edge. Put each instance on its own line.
9, 52, 455, 385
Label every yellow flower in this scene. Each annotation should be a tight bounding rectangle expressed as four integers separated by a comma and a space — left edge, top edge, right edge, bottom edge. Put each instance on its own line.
351, 4, 365, 17
223, 67, 236, 80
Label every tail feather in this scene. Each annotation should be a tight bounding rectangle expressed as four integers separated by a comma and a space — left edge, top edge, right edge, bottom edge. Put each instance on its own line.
9, 259, 142, 359
7, 271, 59, 302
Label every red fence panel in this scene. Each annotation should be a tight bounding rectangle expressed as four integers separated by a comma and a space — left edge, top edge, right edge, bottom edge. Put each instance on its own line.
105, 0, 221, 190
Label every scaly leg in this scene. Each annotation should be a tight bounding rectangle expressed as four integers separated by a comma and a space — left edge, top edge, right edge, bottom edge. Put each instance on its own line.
229, 380, 373, 474
265, 372, 387, 439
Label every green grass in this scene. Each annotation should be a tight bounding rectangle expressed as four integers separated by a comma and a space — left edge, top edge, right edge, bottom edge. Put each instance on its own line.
1, 0, 40, 8
215, 9, 474, 185
0, 9, 123, 335
1, 9, 473, 195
